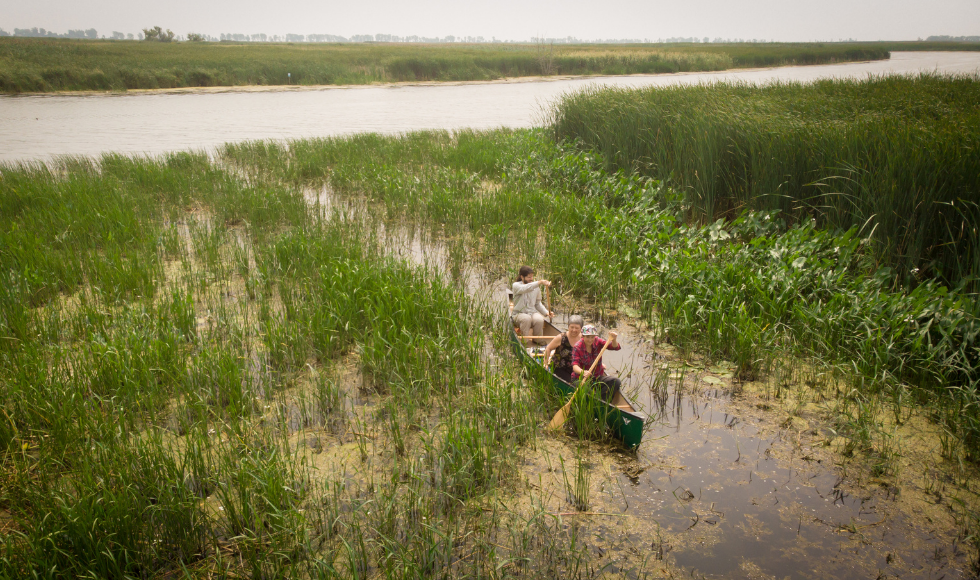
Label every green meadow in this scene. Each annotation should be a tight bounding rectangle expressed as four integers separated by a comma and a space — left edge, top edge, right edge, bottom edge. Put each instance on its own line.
1, 73, 979, 576
0, 38, 899, 93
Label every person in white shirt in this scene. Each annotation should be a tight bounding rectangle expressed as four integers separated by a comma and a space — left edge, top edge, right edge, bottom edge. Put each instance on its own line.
511, 265, 554, 345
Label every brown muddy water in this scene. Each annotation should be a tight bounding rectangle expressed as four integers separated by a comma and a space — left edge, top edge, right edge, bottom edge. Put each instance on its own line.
515, 311, 978, 579
295, 184, 978, 578
2, 52, 979, 164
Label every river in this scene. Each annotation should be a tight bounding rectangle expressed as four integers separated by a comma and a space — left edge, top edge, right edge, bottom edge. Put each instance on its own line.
1, 51, 978, 164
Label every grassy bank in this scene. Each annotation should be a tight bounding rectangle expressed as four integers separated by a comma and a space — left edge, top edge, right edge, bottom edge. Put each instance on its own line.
0, 38, 893, 93
550, 73, 980, 290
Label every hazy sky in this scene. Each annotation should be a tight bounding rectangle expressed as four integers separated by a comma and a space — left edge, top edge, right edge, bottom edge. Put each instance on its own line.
1, 0, 978, 41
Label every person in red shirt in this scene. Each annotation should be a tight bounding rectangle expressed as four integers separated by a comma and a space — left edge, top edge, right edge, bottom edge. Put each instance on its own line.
571, 325, 621, 401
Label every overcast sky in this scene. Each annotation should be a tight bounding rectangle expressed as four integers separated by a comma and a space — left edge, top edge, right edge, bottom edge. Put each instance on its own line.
1, 0, 978, 41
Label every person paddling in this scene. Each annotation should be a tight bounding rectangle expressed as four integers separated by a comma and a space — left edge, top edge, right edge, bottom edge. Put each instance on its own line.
511, 265, 554, 345
571, 325, 621, 401
544, 314, 584, 383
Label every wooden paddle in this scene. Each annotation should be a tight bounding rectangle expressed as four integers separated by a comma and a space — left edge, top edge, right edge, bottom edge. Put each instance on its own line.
546, 281, 553, 323
548, 337, 612, 429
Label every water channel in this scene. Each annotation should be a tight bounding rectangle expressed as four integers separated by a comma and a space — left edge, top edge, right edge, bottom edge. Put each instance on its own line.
1, 51, 979, 164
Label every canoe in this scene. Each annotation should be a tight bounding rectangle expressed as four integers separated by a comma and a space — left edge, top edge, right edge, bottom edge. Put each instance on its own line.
507, 294, 646, 449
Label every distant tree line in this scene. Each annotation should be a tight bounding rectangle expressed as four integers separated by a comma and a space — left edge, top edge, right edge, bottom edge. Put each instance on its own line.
927, 35, 980, 42
4, 27, 97, 39
142, 26, 175, 42
217, 33, 492, 43
3, 27, 970, 45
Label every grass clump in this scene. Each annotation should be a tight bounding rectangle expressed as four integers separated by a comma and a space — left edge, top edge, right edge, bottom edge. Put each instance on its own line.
550, 73, 980, 290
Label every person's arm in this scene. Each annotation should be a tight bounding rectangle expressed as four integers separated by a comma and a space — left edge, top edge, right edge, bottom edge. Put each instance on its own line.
512, 280, 541, 295
572, 344, 589, 379
535, 294, 550, 318
543, 333, 562, 365
606, 331, 620, 350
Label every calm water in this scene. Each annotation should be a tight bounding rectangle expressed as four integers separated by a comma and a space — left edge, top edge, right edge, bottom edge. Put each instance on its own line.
374, 211, 974, 579
1, 51, 979, 164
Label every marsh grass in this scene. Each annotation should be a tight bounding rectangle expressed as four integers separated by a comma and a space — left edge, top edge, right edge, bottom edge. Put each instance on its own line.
550, 73, 980, 291
224, 126, 980, 461
559, 453, 592, 512
0, 144, 607, 578
0, 38, 893, 93
4, 116, 979, 576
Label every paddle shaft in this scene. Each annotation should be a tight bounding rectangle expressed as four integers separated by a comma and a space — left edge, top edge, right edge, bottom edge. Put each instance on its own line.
547, 283, 553, 323
548, 338, 612, 429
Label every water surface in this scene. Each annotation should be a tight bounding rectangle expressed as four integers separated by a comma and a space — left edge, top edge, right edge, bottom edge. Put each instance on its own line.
2, 52, 978, 164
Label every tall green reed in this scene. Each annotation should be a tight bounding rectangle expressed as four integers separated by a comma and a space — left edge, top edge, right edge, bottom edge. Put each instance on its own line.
549, 73, 980, 290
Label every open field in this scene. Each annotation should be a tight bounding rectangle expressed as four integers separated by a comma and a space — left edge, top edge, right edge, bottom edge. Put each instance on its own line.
551, 72, 980, 291
0, 38, 898, 93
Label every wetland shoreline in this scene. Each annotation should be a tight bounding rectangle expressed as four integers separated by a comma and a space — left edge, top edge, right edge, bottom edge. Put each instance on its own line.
0, 38, 898, 94
2, 75, 979, 577
0, 61, 877, 98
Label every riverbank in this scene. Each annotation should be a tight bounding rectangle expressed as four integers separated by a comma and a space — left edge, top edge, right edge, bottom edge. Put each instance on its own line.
0, 38, 896, 93
2, 64, 840, 98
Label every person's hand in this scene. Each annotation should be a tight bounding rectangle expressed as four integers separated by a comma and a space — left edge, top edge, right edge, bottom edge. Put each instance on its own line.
548, 310, 556, 317
608, 331, 618, 342
540, 279, 551, 287
581, 370, 592, 380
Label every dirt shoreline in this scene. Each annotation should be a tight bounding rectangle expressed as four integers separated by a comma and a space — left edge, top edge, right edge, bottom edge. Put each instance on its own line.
5, 61, 882, 98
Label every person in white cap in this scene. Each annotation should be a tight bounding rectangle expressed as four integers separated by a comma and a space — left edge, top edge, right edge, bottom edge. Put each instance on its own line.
571, 325, 621, 401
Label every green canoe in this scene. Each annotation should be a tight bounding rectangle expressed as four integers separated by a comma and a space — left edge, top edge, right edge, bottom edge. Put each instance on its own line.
507, 297, 646, 449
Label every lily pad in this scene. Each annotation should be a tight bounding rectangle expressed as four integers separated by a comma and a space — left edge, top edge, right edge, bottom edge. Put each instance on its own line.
702, 375, 726, 385
618, 303, 643, 319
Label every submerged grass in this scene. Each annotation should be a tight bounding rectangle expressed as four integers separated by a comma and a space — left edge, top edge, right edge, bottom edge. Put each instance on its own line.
0, 37, 892, 93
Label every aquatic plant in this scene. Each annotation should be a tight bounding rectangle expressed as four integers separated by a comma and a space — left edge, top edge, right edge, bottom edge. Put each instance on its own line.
549, 73, 980, 290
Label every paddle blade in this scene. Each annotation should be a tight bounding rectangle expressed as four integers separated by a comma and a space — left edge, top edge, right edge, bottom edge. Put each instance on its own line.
548, 399, 573, 429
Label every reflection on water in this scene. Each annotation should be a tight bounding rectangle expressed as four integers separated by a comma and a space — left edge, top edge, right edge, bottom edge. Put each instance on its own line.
2, 52, 979, 164
536, 314, 971, 579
